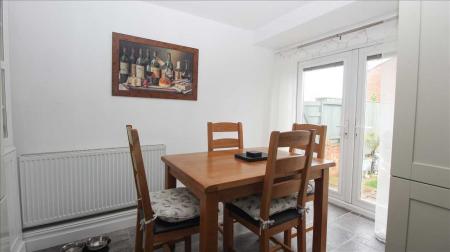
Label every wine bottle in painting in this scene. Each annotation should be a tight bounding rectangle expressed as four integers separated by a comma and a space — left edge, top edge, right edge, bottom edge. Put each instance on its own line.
164, 52, 174, 81
119, 47, 129, 84
182, 60, 191, 81
144, 48, 152, 86
129, 47, 136, 78
175, 61, 182, 80
135, 48, 145, 86
150, 51, 161, 85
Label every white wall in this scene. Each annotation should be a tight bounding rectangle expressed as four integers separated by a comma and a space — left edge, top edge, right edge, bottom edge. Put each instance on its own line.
8, 1, 273, 155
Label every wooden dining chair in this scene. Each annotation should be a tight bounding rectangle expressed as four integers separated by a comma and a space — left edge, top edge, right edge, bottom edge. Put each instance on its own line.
223, 129, 317, 252
127, 125, 200, 252
289, 123, 327, 240
207, 122, 243, 152
207, 122, 243, 234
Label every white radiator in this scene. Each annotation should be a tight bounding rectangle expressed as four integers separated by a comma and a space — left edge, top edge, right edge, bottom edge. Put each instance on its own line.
19, 144, 166, 228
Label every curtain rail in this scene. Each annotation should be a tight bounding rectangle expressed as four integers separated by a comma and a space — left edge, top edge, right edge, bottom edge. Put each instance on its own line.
275, 15, 397, 55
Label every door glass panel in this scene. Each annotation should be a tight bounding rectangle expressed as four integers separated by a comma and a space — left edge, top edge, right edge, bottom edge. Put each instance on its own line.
360, 54, 397, 203
302, 62, 344, 191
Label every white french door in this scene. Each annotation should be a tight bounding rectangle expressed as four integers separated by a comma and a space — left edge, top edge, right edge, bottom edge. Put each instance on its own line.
297, 51, 358, 202
353, 44, 397, 212
296, 44, 396, 212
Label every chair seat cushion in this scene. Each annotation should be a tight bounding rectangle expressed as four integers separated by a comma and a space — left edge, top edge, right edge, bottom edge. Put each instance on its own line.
231, 182, 314, 221
153, 216, 199, 234
227, 203, 300, 228
150, 187, 200, 223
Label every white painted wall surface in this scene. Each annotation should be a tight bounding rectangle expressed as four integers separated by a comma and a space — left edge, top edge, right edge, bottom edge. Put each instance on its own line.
8, 1, 273, 155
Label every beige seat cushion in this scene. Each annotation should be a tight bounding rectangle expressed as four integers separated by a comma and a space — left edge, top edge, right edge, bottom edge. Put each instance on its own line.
231, 183, 313, 221
150, 187, 200, 223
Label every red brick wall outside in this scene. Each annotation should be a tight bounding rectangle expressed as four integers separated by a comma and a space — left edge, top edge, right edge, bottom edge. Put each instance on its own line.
325, 141, 341, 189
367, 65, 381, 103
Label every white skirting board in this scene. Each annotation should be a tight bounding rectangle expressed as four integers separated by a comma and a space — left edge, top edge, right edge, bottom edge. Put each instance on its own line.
19, 144, 166, 228
23, 209, 136, 251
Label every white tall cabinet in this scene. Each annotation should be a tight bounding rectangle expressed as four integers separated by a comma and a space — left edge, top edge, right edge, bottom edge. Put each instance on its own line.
386, 1, 450, 251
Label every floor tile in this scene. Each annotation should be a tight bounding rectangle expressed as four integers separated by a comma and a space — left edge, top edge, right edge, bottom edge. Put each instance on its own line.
354, 233, 385, 252
326, 223, 355, 250
328, 204, 351, 221
332, 239, 379, 252
333, 212, 375, 234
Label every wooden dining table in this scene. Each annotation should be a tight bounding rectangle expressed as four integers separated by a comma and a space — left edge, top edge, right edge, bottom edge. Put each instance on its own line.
161, 147, 335, 252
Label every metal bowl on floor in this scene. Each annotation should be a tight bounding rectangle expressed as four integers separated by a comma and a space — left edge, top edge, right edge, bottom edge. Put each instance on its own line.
86, 236, 111, 251
60, 242, 85, 252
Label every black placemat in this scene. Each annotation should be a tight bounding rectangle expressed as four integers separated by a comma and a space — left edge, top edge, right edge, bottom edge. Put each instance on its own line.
235, 152, 268, 162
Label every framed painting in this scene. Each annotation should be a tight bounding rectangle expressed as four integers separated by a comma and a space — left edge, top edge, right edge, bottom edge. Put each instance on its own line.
112, 32, 198, 100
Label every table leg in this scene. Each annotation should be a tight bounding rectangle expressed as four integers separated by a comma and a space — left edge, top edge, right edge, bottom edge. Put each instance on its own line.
200, 192, 219, 252
165, 164, 176, 189
313, 169, 329, 252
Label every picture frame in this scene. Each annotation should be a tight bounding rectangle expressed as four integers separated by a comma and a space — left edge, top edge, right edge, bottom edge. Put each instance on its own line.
112, 32, 199, 100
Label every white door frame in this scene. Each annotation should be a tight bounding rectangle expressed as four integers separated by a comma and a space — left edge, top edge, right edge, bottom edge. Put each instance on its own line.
296, 50, 358, 202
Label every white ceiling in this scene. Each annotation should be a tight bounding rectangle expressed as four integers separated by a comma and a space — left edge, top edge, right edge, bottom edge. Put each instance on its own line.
150, 1, 310, 30
149, 1, 398, 50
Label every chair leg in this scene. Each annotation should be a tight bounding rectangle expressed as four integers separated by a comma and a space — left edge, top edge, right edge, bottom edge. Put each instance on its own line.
297, 218, 306, 252
223, 205, 234, 252
135, 212, 144, 252
144, 223, 154, 252
283, 229, 292, 251
184, 236, 191, 252
260, 230, 270, 252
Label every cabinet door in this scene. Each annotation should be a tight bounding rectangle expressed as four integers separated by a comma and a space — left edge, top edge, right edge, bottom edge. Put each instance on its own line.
406, 182, 450, 251
386, 177, 450, 252
392, 0, 450, 187
411, 0, 450, 188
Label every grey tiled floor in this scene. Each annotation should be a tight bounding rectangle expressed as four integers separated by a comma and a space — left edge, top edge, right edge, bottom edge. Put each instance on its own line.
39, 204, 384, 252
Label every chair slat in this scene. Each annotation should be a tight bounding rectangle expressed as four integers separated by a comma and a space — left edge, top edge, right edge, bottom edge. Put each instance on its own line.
277, 130, 311, 148
274, 155, 306, 177
211, 122, 240, 132
271, 178, 302, 199
212, 138, 240, 149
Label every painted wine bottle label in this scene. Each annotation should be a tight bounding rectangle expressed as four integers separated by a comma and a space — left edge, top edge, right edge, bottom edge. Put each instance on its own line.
130, 64, 136, 77
151, 67, 161, 78
136, 65, 145, 79
120, 62, 128, 74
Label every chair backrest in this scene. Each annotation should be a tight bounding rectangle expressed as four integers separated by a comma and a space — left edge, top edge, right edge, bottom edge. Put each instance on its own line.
126, 125, 154, 223
291, 123, 327, 159
260, 130, 316, 221
207, 122, 243, 152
